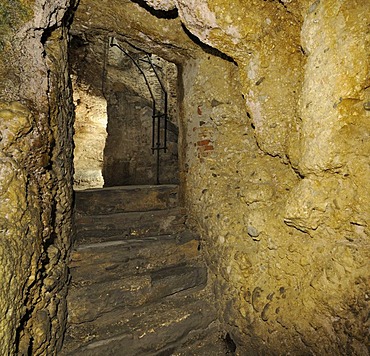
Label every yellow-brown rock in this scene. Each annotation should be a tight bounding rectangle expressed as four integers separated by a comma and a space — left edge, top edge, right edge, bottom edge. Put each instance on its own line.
0, 1, 76, 355
0, 0, 369, 354
140, 0, 369, 354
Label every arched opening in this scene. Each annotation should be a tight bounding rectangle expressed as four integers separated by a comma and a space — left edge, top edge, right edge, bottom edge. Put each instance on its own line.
103, 38, 179, 186
70, 34, 180, 190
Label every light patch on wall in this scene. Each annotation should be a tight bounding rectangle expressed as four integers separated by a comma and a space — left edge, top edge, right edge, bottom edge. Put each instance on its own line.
177, 0, 219, 45
226, 25, 241, 44
72, 75, 108, 190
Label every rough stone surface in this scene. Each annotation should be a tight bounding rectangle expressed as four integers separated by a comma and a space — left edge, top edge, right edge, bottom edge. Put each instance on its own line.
71, 75, 108, 190
62, 185, 223, 355
2, 0, 369, 355
0, 1, 75, 354
75, 207, 186, 244
75, 184, 179, 215
141, 0, 369, 354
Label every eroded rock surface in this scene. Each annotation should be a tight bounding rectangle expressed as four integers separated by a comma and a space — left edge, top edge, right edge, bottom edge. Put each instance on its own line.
1, 0, 369, 355
0, 1, 76, 355
140, 0, 370, 354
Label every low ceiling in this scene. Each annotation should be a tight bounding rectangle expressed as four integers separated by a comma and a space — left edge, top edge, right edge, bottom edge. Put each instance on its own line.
70, 0, 200, 64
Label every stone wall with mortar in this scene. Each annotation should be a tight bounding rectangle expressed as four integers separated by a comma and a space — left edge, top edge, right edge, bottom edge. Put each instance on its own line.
0, 1, 75, 354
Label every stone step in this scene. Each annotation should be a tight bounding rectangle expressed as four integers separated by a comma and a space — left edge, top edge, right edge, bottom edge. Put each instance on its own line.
75, 207, 186, 245
68, 263, 207, 323
63, 186, 223, 355
61, 292, 217, 356
75, 184, 179, 215
70, 232, 201, 284
171, 324, 231, 356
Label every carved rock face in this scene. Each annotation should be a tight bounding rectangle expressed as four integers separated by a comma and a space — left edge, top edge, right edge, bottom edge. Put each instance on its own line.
1, 0, 369, 354
142, 1, 370, 354
0, 2, 75, 355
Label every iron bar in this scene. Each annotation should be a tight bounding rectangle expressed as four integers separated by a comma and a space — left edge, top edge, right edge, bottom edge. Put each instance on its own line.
109, 37, 156, 105
109, 37, 169, 185
152, 102, 156, 154
164, 93, 168, 153
156, 111, 161, 185
146, 54, 168, 153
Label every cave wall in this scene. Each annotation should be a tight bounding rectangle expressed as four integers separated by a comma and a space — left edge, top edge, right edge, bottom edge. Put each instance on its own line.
0, 1, 75, 354
72, 75, 108, 190
169, 0, 370, 354
1, 0, 368, 355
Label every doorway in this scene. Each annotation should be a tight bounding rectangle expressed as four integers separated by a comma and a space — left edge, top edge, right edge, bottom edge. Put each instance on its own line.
69, 34, 179, 190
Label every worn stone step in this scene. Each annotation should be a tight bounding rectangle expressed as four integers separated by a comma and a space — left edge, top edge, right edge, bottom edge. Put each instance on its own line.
75, 207, 186, 244
61, 293, 217, 356
70, 232, 201, 284
68, 264, 207, 323
171, 323, 230, 356
75, 184, 179, 215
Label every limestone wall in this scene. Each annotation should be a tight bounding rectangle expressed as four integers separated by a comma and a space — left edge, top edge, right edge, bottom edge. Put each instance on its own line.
72, 76, 108, 190
0, 1, 75, 354
175, 0, 370, 354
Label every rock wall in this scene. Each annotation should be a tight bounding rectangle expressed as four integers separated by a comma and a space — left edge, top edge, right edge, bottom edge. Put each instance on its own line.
0, 1, 75, 354
172, 0, 370, 354
72, 0, 369, 353
72, 75, 108, 190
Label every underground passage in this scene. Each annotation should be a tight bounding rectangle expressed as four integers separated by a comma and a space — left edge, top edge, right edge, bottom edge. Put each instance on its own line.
0, 0, 369, 355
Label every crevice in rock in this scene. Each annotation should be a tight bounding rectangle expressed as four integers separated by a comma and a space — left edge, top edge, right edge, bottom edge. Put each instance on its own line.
224, 332, 237, 354
181, 24, 237, 65
131, 0, 179, 19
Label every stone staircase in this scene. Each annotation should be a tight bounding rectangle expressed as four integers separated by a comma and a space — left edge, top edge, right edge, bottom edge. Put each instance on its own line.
61, 185, 230, 355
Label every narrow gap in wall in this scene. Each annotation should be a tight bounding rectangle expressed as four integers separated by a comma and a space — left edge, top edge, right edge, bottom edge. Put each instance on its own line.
224, 332, 237, 354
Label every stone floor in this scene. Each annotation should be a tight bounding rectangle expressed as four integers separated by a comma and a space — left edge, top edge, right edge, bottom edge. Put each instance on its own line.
61, 185, 233, 355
